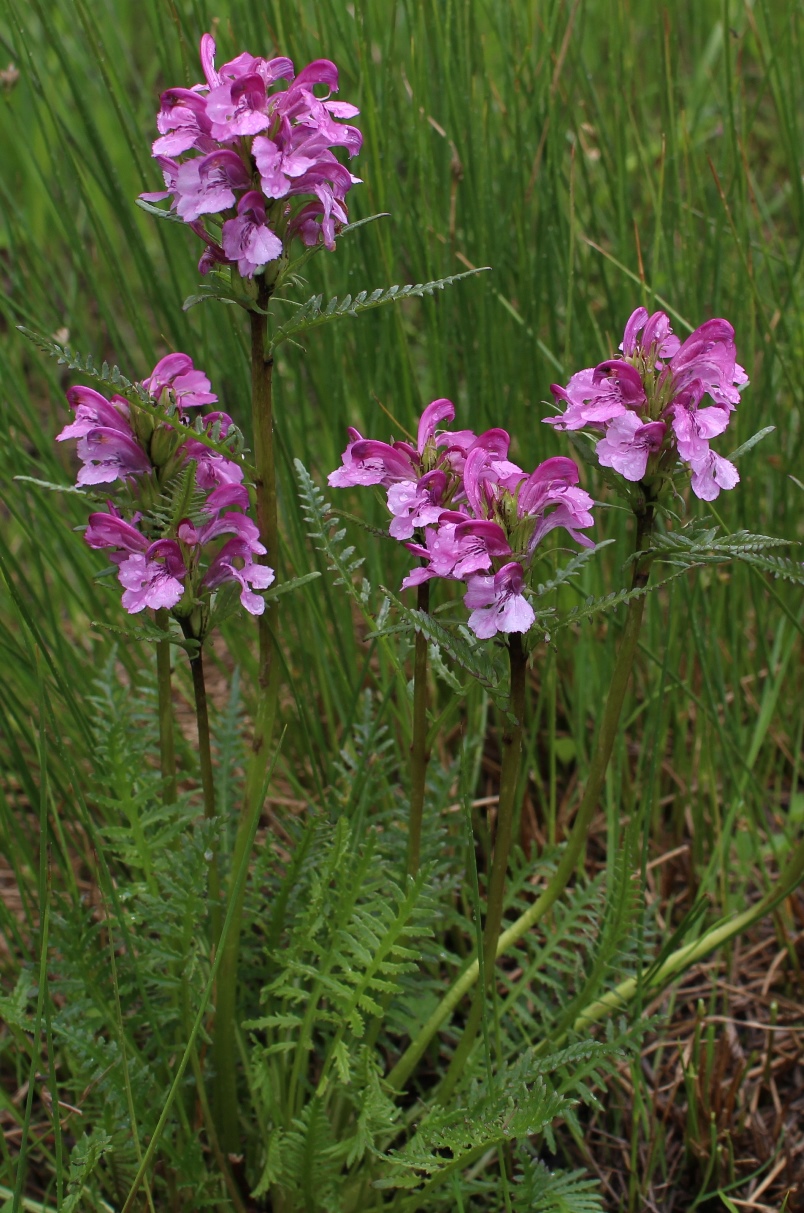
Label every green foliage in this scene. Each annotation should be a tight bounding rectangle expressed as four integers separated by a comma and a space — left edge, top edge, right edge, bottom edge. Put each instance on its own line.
269, 270, 488, 351
2, 0, 804, 1209
512, 1161, 605, 1213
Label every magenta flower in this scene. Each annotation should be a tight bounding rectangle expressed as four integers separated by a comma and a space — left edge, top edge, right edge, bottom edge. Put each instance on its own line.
387, 470, 449, 540
118, 542, 187, 613
141, 353, 218, 412
142, 33, 362, 275
57, 387, 149, 486
203, 539, 275, 615
174, 149, 252, 222
464, 563, 535, 640
59, 357, 273, 627
595, 414, 667, 482
221, 191, 283, 277
183, 414, 246, 490
330, 402, 596, 639
689, 449, 740, 501
544, 308, 747, 500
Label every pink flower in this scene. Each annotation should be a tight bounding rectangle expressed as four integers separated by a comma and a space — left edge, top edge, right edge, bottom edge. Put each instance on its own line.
221, 191, 283, 277
203, 539, 275, 615
387, 470, 449, 540
595, 414, 667, 482
688, 450, 740, 501
544, 307, 748, 500
118, 542, 187, 613
142, 33, 362, 270
174, 149, 251, 222
464, 563, 535, 639
142, 353, 218, 411
182, 413, 245, 489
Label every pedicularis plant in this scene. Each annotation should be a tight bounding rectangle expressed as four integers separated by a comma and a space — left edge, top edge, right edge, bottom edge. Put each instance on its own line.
8, 25, 804, 1213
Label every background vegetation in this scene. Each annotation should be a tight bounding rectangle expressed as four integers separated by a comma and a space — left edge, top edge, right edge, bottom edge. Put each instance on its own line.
0, 0, 802, 1209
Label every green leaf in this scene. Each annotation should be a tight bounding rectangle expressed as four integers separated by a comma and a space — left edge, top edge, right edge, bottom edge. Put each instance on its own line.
16, 326, 251, 470
735, 551, 804, 585
89, 620, 199, 652
182, 282, 256, 313
554, 568, 692, 631
728, 425, 775, 461
375, 591, 502, 690
262, 571, 323, 601
14, 476, 87, 496
269, 268, 490, 351
134, 197, 185, 223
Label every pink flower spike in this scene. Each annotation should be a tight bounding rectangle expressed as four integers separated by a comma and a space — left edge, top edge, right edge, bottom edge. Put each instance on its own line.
464, 563, 535, 639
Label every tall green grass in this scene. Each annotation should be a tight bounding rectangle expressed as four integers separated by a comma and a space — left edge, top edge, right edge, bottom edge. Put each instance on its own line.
0, 0, 802, 1207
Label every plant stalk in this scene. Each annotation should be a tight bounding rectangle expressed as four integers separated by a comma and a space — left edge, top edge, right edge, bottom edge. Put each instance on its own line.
406, 579, 431, 877
213, 273, 281, 1156
154, 609, 177, 805
387, 502, 655, 1093
572, 838, 804, 1033
189, 647, 222, 949
436, 632, 527, 1102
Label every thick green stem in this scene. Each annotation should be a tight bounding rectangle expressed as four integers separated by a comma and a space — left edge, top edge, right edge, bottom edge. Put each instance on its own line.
189, 648, 222, 949
387, 504, 655, 1094
154, 610, 177, 805
406, 579, 431, 877
572, 837, 804, 1033
213, 276, 281, 1157
436, 633, 527, 1102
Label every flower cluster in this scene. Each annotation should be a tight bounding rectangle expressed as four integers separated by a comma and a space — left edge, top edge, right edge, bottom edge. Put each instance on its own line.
143, 34, 362, 277
57, 354, 273, 620
329, 400, 595, 637
544, 308, 747, 500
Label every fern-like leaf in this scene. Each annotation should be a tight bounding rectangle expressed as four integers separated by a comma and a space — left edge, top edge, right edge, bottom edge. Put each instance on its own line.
553, 567, 691, 631
269, 269, 489, 350
16, 326, 248, 467
732, 550, 804, 584
512, 1160, 604, 1212
375, 592, 503, 690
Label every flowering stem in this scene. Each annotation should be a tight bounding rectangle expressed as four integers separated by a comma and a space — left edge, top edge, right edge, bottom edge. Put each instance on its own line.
436, 632, 527, 1103
247, 273, 281, 788
387, 502, 655, 1094
188, 646, 222, 950
154, 610, 177, 805
406, 580, 431, 877
213, 274, 280, 1157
